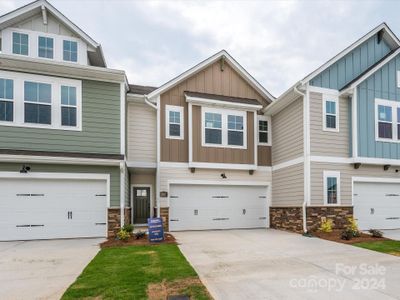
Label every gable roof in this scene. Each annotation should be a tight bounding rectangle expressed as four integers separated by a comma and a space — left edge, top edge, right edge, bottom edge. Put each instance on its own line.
0, 0, 106, 67
300, 23, 400, 86
146, 50, 275, 102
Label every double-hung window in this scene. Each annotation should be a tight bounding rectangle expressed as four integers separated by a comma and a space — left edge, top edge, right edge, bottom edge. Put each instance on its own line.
205, 112, 222, 144
38, 36, 54, 59
0, 78, 14, 122
63, 40, 78, 62
166, 105, 184, 139
202, 108, 247, 148
24, 81, 52, 125
12, 32, 28, 55
377, 104, 393, 139
323, 171, 340, 205
323, 94, 339, 131
258, 115, 270, 145
61, 86, 77, 127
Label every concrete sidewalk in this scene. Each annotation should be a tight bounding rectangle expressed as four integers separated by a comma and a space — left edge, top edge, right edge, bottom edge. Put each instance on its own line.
0, 238, 103, 300
175, 229, 400, 300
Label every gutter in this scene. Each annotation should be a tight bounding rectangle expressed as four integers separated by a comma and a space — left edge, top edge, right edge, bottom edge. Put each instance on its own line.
144, 95, 157, 110
293, 84, 308, 234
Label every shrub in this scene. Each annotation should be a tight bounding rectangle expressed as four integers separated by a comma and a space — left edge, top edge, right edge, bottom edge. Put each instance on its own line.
135, 231, 146, 240
122, 224, 134, 233
319, 218, 333, 233
369, 229, 383, 238
117, 229, 130, 241
341, 228, 353, 240
346, 217, 360, 237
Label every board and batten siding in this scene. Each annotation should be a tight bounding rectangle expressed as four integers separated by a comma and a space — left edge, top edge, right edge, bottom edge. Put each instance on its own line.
310, 162, 400, 206
0, 162, 121, 207
0, 80, 121, 155
160, 60, 268, 163
159, 167, 271, 207
191, 105, 255, 164
271, 163, 304, 206
358, 53, 400, 159
310, 34, 391, 90
310, 92, 350, 157
271, 97, 303, 165
127, 101, 156, 163
258, 146, 271, 166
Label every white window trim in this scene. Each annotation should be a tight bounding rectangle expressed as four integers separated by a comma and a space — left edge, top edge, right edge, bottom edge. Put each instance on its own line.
201, 106, 247, 149
322, 93, 339, 132
165, 105, 184, 140
3, 28, 87, 65
323, 171, 341, 205
375, 98, 400, 143
0, 78, 15, 123
257, 115, 271, 146
0, 70, 82, 131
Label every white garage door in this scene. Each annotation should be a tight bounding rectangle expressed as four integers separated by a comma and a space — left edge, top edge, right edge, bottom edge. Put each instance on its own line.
0, 177, 108, 241
354, 182, 400, 230
169, 184, 268, 231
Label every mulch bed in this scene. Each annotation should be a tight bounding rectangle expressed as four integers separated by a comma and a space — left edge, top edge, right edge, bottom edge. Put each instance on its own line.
312, 229, 390, 244
100, 233, 176, 248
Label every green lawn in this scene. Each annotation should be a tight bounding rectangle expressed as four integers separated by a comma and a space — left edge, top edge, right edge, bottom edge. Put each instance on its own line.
62, 244, 211, 300
353, 240, 400, 256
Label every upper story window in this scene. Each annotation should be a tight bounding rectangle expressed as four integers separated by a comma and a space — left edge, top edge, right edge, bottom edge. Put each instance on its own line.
374, 98, 400, 142
165, 105, 184, 139
38, 36, 54, 59
323, 94, 339, 131
63, 40, 78, 62
24, 81, 52, 125
0, 70, 81, 131
12, 32, 28, 56
323, 171, 340, 205
0, 78, 14, 122
61, 86, 77, 127
202, 107, 247, 149
258, 115, 271, 146
377, 104, 392, 139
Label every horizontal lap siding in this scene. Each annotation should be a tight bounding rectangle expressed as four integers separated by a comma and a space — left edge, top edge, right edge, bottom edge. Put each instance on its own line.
127, 102, 156, 162
310, 34, 391, 90
310, 92, 350, 157
272, 97, 303, 165
271, 163, 304, 206
159, 167, 271, 207
0, 162, 120, 207
358, 54, 400, 159
0, 80, 121, 154
310, 162, 400, 206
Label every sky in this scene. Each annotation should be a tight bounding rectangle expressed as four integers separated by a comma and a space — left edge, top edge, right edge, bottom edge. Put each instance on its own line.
0, 0, 399, 97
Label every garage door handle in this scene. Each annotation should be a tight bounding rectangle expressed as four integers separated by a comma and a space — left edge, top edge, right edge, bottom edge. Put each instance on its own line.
259, 217, 266, 220
170, 219, 179, 222
16, 224, 44, 227
386, 217, 400, 220
213, 218, 229, 221
95, 222, 106, 225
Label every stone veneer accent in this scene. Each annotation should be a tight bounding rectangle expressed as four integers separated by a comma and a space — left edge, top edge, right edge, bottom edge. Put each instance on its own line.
160, 207, 169, 232
107, 208, 132, 237
270, 206, 353, 233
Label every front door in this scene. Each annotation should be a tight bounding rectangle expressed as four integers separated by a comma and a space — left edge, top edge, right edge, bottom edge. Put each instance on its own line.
133, 187, 150, 224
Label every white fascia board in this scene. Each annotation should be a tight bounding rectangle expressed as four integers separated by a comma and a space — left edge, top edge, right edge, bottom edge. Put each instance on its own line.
264, 84, 301, 116
147, 50, 274, 102
188, 162, 258, 170
186, 95, 262, 110
301, 23, 400, 85
0, 154, 122, 166
168, 179, 271, 186
340, 48, 400, 94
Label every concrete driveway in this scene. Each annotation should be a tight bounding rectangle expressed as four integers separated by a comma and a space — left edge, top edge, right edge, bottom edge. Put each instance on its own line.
175, 229, 400, 300
0, 238, 103, 300
383, 229, 400, 240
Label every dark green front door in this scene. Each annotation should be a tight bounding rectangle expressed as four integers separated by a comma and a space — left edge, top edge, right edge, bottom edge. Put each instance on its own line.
133, 187, 150, 224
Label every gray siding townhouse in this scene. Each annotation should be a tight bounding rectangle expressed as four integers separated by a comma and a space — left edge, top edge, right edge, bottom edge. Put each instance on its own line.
0, 0, 128, 241
266, 23, 400, 233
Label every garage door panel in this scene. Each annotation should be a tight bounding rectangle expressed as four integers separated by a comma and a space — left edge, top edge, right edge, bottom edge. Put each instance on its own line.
0, 177, 107, 241
169, 184, 268, 231
354, 182, 400, 230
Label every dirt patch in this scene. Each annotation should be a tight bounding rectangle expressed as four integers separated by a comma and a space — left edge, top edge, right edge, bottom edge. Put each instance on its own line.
100, 233, 176, 248
313, 230, 390, 244
147, 277, 211, 300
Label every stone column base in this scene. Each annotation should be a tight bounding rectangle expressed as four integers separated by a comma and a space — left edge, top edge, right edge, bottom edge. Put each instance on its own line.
160, 207, 169, 232
270, 206, 354, 234
107, 208, 132, 237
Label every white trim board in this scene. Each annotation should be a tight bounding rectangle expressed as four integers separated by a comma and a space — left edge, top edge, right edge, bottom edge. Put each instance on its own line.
0, 154, 122, 166
272, 156, 304, 171
186, 95, 262, 110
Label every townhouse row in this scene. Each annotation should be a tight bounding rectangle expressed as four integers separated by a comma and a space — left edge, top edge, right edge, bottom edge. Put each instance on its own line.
1, 0, 399, 241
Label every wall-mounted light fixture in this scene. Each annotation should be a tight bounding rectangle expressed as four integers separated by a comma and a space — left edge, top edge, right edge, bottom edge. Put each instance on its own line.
384, 164, 391, 171
220, 173, 227, 179
20, 165, 31, 173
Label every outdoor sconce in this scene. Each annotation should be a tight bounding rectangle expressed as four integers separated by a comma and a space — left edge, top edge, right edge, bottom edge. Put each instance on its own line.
353, 163, 361, 169
221, 173, 227, 179
20, 165, 31, 173
190, 167, 195, 173
249, 170, 254, 175
384, 165, 391, 171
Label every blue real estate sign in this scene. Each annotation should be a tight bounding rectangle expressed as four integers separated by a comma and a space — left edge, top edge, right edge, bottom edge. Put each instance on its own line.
147, 218, 164, 242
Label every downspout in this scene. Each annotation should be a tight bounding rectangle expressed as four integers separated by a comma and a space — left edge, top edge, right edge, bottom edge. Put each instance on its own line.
144, 95, 160, 218
294, 83, 308, 234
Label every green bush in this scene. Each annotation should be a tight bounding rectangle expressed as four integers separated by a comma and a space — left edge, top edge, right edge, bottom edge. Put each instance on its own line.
122, 224, 134, 233
369, 229, 383, 238
341, 228, 353, 240
346, 217, 360, 237
319, 218, 333, 233
117, 229, 130, 241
